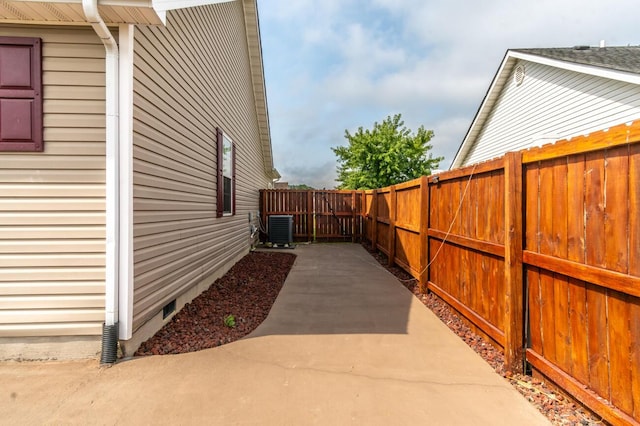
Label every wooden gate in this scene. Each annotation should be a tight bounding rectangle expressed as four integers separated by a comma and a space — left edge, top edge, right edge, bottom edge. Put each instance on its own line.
260, 190, 363, 242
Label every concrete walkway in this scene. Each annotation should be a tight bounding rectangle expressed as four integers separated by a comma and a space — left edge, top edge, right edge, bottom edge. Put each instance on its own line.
0, 244, 549, 425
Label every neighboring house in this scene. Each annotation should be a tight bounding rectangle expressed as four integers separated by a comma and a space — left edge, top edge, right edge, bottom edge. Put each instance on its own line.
0, 0, 279, 361
451, 45, 640, 168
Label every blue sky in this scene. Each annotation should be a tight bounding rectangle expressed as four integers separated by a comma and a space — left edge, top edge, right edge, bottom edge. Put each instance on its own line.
258, 0, 640, 188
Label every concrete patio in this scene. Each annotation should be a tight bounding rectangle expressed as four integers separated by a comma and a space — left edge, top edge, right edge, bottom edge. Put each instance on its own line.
0, 243, 549, 425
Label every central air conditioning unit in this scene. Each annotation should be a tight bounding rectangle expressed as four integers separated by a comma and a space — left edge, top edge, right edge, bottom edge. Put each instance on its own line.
268, 215, 293, 246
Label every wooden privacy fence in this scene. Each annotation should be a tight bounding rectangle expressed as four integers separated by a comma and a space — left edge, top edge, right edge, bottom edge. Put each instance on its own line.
260, 190, 362, 242
260, 121, 640, 425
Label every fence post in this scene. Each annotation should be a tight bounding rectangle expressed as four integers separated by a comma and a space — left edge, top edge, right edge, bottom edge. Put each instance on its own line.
360, 190, 366, 242
312, 191, 317, 242
419, 176, 430, 293
371, 190, 378, 250
306, 191, 313, 242
388, 185, 397, 267
504, 151, 524, 374
260, 190, 267, 231
351, 191, 357, 243
259, 189, 264, 220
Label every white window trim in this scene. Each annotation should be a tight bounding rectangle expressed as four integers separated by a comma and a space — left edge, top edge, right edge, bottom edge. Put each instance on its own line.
222, 133, 234, 216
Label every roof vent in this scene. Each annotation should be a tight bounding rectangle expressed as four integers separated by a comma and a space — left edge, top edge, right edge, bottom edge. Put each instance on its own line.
573, 45, 590, 50
514, 64, 525, 86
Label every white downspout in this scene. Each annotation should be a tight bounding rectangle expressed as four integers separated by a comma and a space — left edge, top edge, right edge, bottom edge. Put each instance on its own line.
118, 24, 134, 342
82, 0, 120, 364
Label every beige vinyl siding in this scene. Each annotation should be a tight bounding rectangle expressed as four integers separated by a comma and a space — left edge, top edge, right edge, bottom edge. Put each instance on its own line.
464, 60, 640, 165
0, 25, 106, 338
132, 3, 271, 332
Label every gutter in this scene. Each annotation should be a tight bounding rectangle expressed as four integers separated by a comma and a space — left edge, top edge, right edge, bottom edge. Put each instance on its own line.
82, 0, 120, 364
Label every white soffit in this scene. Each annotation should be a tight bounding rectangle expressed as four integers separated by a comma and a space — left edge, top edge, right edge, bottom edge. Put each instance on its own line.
152, 0, 232, 12
0, 0, 234, 24
152, 0, 234, 24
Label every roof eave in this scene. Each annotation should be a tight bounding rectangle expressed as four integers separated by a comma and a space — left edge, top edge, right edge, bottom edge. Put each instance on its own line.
152, 0, 233, 24
449, 49, 640, 170
509, 50, 640, 85
241, 0, 276, 180
0, 0, 233, 25
0, 0, 277, 178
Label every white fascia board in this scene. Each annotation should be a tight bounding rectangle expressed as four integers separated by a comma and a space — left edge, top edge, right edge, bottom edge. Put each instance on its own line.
509, 51, 640, 86
241, 0, 276, 179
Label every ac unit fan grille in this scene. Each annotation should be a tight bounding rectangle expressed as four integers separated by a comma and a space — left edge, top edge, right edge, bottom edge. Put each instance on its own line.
268, 215, 293, 245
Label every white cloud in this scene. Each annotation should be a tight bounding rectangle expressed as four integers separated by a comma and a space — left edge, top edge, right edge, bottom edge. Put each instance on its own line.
259, 0, 640, 189
429, 116, 474, 168
278, 160, 338, 190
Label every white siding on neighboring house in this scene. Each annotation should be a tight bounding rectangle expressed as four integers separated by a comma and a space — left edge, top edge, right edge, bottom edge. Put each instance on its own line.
131, 3, 270, 339
0, 26, 106, 347
463, 59, 640, 165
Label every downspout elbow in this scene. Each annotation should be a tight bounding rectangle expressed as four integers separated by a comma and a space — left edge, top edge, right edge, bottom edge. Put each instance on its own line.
82, 0, 117, 49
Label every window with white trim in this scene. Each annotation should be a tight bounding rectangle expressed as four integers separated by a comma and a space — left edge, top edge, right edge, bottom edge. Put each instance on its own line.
216, 127, 235, 217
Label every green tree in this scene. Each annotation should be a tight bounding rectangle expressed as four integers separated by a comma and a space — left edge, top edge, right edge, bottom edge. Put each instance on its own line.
332, 114, 442, 189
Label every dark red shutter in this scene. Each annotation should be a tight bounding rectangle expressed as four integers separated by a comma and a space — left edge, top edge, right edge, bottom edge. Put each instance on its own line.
232, 142, 236, 215
216, 127, 224, 218
0, 37, 42, 152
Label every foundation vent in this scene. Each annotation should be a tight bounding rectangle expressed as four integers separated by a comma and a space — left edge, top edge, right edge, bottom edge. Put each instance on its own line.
163, 299, 176, 319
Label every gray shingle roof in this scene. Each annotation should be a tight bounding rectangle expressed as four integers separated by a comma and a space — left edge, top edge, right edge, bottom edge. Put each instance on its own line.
512, 46, 640, 74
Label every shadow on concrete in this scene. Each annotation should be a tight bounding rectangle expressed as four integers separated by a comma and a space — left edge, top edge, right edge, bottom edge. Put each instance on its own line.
249, 243, 413, 337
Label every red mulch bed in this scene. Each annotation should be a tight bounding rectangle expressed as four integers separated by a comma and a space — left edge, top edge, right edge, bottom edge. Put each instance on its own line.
134, 251, 296, 356
363, 244, 604, 426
